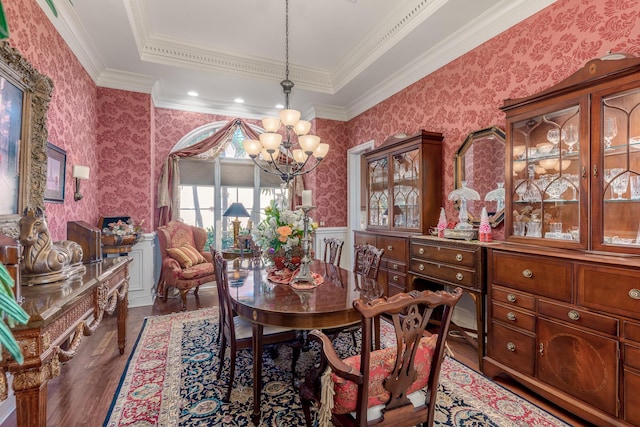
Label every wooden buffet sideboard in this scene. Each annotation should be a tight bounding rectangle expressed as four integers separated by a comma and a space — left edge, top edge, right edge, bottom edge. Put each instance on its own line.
0, 256, 132, 427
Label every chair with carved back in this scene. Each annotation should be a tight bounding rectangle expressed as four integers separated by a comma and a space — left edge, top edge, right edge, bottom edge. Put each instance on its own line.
157, 220, 215, 311
323, 237, 344, 267
324, 243, 385, 348
211, 249, 301, 401
300, 287, 463, 427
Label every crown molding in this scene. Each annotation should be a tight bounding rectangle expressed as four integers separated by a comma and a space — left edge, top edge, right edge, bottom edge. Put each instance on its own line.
35, 0, 104, 82
97, 68, 157, 94
344, 0, 557, 119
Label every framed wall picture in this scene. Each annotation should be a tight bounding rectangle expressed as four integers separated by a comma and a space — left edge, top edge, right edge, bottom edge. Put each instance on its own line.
44, 142, 66, 203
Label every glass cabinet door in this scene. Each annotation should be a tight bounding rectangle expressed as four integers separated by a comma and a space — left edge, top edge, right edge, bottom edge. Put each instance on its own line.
368, 156, 388, 227
593, 88, 640, 251
392, 148, 420, 230
509, 102, 585, 246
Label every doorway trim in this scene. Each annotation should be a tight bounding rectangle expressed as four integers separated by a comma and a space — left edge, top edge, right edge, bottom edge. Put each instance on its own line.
347, 140, 374, 269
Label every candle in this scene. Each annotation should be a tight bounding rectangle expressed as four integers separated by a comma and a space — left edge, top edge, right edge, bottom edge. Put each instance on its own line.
302, 190, 312, 207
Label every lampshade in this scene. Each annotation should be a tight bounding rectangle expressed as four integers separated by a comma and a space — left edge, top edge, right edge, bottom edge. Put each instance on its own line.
262, 117, 281, 133
292, 149, 308, 164
298, 135, 321, 154
294, 120, 311, 136
259, 133, 282, 151
280, 109, 301, 126
72, 165, 90, 180
243, 139, 262, 157
223, 202, 250, 218
312, 143, 330, 159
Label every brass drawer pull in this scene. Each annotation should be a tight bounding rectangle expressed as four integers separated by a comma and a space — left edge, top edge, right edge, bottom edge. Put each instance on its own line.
506, 312, 517, 321
506, 342, 516, 352
522, 269, 533, 278
393, 275, 399, 282
455, 253, 463, 262
507, 294, 517, 303
455, 272, 463, 281
629, 288, 640, 300
418, 264, 425, 271
392, 263, 398, 270
418, 247, 425, 255
568, 310, 580, 321
387, 245, 393, 251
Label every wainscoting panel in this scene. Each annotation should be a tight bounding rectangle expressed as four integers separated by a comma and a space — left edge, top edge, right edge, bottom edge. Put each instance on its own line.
313, 227, 349, 269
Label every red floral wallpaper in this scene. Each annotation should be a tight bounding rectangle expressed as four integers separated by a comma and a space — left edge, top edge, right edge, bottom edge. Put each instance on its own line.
5, 0, 640, 243
96, 88, 153, 228
347, 0, 640, 239
5, 0, 99, 240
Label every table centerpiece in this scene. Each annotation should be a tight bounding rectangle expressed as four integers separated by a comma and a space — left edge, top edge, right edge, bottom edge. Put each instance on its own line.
252, 201, 317, 272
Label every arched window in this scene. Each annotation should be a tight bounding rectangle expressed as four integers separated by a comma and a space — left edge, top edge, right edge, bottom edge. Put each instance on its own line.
173, 122, 286, 249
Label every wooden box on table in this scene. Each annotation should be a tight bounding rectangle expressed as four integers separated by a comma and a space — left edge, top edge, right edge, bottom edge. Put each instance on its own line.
67, 221, 102, 263
0, 233, 21, 302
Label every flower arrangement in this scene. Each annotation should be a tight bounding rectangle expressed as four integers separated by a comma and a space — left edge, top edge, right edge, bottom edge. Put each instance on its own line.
252, 201, 317, 268
102, 219, 144, 246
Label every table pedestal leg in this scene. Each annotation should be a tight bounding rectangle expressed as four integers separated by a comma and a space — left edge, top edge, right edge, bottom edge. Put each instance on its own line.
252, 323, 264, 426
117, 289, 128, 354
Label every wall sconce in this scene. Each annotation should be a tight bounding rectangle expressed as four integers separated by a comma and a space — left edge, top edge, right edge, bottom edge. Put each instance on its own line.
72, 165, 90, 201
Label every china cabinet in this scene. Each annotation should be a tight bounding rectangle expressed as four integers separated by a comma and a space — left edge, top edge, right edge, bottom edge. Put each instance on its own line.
355, 130, 443, 297
483, 55, 640, 426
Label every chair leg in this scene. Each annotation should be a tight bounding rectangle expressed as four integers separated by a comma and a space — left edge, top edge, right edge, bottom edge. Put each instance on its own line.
291, 341, 301, 387
226, 341, 237, 402
180, 290, 188, 311
194, 286, 199, 297
217, 335, 226, 380
163, 283, 169, 302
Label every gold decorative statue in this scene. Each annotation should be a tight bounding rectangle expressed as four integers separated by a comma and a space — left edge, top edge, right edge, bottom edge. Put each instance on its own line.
19, 207, 85, 284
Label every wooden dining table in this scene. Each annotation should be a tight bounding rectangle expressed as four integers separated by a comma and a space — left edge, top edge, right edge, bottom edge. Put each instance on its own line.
227, 259, 381, 425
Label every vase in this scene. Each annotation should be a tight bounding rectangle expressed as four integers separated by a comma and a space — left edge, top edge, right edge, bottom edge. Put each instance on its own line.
267, 248, 302, 271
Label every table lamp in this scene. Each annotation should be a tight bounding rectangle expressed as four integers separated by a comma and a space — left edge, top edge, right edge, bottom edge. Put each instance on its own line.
223, 202, 250, 248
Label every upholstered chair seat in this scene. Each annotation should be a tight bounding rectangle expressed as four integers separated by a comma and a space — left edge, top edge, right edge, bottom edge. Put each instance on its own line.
157, 220, 215, 310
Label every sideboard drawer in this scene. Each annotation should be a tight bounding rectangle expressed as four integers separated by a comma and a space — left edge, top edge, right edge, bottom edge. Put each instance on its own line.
488, 321, 535, 376
578, 264, 640, 321
491, 285, 535, 311
624, 344, 640, 371
411, 243, 476, 268
538, 299, 618, 337
377, 236, 406, 262
623, 321, 640, 343
411, 260, 475, 289
386, 270, 406, 288
492, 302, 535, 332
491, 251, 572, 301
384, 259, 406, 273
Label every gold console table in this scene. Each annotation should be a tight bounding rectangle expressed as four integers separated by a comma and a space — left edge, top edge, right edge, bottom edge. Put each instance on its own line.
0, 256, 132, 427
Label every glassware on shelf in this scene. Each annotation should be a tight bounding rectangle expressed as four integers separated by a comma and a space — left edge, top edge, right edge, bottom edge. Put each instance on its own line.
612, 171, 630, 200
515, 179, 527, 201
545, 178, 569, 201
526, 214, 542, 237
630, 175, 640, 200
604, 117, 617, 150
604, 168, 624, 199
562, 124, 579, 153
547, 128, 561, 153
567, 174, 580, 200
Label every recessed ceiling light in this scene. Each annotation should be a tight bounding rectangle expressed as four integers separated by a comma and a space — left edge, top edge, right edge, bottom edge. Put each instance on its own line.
187, 91, 198, 97
275, 103, 284, 109
234, 98, 245, 104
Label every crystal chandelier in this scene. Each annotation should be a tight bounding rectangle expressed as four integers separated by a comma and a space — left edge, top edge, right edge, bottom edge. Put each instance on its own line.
242, 0, 329, 185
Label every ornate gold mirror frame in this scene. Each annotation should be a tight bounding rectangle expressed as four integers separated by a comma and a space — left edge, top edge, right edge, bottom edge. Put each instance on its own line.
0, 41, 53, 237
453, 126, 506, 228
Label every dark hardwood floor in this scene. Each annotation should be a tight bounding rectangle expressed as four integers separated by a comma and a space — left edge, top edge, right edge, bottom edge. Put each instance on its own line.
0, 284, 591, 426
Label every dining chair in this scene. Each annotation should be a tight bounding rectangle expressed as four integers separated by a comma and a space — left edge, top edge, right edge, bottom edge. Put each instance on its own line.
212, 249, 301, 402
323, 237, 344, 266
300, 287, 463, 427
324, 243, 385, 347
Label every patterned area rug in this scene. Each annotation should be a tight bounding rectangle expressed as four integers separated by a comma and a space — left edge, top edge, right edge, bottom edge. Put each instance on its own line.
104, 307, 572, 426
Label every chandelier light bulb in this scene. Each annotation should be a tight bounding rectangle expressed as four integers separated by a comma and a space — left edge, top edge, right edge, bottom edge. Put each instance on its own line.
280, 109, 301, 127
298, 134, 321, 154
243, 139, 262, 157
292, 149, 308, 164
294, 120, 311, 136
262, 117, 281, 133
261, 148, 274, 162
312, 142, 329, 159
259, 132, 283, 152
